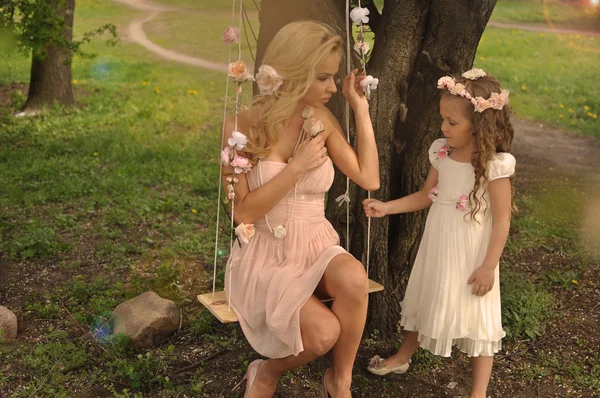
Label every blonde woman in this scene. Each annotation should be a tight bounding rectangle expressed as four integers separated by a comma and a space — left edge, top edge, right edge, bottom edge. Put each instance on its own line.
222, 21, 379, 398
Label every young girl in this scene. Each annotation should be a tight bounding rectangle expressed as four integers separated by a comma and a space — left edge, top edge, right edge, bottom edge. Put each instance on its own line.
363, 68, 515, 398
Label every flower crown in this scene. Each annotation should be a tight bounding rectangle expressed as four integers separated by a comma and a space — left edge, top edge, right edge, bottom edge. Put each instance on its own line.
437, 68, 510, 113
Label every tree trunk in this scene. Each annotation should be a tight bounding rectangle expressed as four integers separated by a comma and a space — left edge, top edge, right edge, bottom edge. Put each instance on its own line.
24, 0, 76, 110
257, 0, 497, 337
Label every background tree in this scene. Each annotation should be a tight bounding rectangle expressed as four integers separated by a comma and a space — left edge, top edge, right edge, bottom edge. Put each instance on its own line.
0, 0, 117, 110
256, 0, 497, 336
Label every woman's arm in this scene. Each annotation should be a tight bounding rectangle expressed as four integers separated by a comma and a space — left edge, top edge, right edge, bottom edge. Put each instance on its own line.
322, 72, 379, 191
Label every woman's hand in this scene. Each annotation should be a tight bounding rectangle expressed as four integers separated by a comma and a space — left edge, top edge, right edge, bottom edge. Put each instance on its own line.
343, 69, 368, 112
362, 198, 388, 218
288, 134, 328, 175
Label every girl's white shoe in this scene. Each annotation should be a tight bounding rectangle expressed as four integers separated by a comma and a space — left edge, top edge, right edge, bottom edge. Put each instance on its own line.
367, 355, 411, 376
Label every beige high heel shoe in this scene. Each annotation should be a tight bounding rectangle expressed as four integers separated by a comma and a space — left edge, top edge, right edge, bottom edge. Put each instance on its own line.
232, 359, 264, 397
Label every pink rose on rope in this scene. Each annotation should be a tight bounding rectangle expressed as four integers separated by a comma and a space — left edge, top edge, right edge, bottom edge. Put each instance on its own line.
353, 42, 370, 56
222, 26, 240, 45
228, 60, 254, 83
350, 7, 370, 25
221, 146, 231, 166
227, 183, 235, 200
231, 155, 252, 174
235, 222, 255, 244
360, 75, 379, 98
228, 131, 248, 150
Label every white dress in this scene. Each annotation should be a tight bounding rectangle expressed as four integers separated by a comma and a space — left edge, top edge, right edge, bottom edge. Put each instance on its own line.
400, 138, 516, 357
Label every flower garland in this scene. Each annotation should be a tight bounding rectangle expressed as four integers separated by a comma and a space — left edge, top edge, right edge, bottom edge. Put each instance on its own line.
221, 21, 257, 246
350, 3, 378, 99
437, 68, 510, 113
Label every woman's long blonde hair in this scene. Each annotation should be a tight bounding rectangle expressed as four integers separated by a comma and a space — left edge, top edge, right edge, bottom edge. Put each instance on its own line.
245, 21, 343, 159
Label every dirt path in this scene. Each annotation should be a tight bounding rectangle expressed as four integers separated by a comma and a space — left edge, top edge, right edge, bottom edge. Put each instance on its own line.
488, 21, 600, 37
113, 0, 228, 72
511, 118, 600, 178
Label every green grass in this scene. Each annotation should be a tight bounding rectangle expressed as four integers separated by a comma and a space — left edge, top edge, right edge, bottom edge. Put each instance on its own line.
491, 0, 600, 31
475, 28, 600, 138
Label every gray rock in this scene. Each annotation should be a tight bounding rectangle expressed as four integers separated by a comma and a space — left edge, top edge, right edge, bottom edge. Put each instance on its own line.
0, 306, 17, 341
112, 291, 179, 348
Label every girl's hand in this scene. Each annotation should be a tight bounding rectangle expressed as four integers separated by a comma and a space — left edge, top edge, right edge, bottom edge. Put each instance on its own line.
289, 134, 328, 174
363, 198, 387, 218
343, 69, 368, 112
467, 266, 495, 296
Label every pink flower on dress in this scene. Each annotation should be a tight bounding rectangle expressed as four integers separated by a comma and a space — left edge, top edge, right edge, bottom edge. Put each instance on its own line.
428, 186, 439, 202
436, 145, 450, 160
456, 194, 470, 212
230, 155, 252, 174
235, 222, 255, 244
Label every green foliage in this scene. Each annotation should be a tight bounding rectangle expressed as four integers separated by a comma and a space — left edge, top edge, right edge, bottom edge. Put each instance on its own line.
0, 0, 117, 59
4, 219, 67, 259
106, 347, 176, 390
63, 275, 125, 326
501, 270, 555, 340
543, 269, 581, 290
128, 262, 187, 304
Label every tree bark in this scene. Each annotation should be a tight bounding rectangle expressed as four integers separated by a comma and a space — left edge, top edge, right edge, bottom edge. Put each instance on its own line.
24, 0, 76, 110
257, 0, 497, 337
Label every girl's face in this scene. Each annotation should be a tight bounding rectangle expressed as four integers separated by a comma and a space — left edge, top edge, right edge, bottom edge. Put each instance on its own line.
300, 50, 340, 108
439, 96, 474, 149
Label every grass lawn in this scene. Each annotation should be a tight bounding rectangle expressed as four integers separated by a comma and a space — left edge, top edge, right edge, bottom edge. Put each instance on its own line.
476, 27, 600, 139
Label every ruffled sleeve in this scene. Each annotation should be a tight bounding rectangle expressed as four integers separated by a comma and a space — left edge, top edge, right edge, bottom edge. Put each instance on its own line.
428, 138, 449, 169
488, 152, 516, 181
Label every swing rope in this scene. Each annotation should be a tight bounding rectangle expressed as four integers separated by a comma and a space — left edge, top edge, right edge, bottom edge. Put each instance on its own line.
212, 0, 238, 298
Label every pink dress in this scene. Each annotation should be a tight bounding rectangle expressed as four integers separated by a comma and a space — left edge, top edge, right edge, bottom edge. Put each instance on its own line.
224, 157, 348, 359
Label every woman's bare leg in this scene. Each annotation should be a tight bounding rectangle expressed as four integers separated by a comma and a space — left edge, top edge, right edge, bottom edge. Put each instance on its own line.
318, 254, 369, 398
248, 295, 341, 397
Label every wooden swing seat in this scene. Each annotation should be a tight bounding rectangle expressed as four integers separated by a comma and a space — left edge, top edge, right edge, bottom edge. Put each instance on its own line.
198, 279, 383, 324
